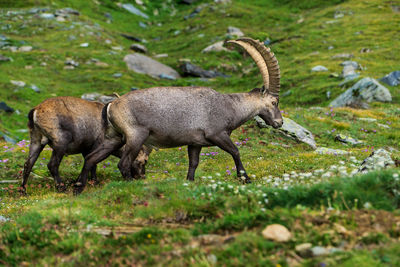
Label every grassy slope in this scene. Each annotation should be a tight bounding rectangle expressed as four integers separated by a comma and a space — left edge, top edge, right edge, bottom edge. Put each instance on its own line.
0, 0, 400, 265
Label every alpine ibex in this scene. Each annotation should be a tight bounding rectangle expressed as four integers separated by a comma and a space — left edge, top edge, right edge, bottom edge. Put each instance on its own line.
22, 96, 151, 193
73, 38, 282, 194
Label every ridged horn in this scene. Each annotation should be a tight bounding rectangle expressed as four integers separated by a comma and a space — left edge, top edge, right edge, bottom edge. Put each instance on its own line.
227, 37, 280, 96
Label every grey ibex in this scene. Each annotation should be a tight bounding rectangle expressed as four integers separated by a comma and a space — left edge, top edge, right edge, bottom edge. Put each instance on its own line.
73, 38, 283, 194
22, 96, 151, 193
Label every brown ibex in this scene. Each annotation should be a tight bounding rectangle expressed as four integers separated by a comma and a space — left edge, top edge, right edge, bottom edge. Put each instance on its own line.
22, 96, 151, 193
73, 38, 283, 194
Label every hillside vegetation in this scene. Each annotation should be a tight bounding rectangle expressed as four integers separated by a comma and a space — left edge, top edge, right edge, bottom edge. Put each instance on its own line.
0, 0, 399, 266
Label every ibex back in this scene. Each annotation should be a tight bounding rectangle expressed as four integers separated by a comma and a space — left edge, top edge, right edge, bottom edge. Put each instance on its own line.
73, 38, 283, 194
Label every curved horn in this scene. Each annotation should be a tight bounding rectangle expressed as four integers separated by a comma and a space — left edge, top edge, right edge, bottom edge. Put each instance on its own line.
227, 37, 280, 96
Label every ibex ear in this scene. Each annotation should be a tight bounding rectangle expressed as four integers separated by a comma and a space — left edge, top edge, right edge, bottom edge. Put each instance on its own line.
261, 85, 268, 95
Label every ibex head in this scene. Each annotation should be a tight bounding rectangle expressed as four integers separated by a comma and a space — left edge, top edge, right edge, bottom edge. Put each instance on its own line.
228, 38, 283, 129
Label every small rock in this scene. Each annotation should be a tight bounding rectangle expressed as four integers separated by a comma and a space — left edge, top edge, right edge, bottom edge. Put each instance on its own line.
262, 224, 292, 242
120, 34, 142, 42
10, 80, 26, 87
377, 123, 390, 129
184, 6, 202, 20
331, 53, 353, 59
227, 26, 244, 37
360, 48, 371, 53
311, 65, 328, 72
380, 71, 400, 86
179, 62, 228, 78
113, 73, 123, 78
326, 90, 331, 99
0, 55, 11, 62
65, 59, 79, 67
39, 13, 55, 19
181, 0, 198, 4
358, 117, 377, 122
159, 73, 176, 80
0, 215, 10, 222
55, 7, 80, 16
121, 3, 149, 19
335, 134, 363, 145
18, 46, 32, 52
139, 21, 147, 28
358, 148, 395, 173
0, 102, 14, 113
154, 53, 168, 58
130, 44, 148, 54
31, 84, 40, 93
202, 41, 229, 53
329, 77, 392, 108
80, 43, 89, 47
315, 147, 349, 155
311, 246, 329, 257
341, 60, 359, 78
295, 243, 313, 258
81, 93, 117, 104
255, 116, 317, 149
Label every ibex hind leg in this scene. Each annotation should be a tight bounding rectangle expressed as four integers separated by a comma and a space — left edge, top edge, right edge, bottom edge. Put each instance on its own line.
21, 130, 46, 193
74, 138, 122, 195
118, 128, 149, 180
187, 145, 202, 181
206, 132, 251, 184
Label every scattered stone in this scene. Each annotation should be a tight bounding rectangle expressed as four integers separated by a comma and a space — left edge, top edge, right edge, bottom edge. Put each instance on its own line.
80, 43, 89, 47
0, 55, 11, 62
215, 0, 231, 3
130, 44, 148, 54
39, 13, 55, 19
0, 215, 10, 222
154, 53, 168, 58
227, 26, 244, 37
392, 5, 400, 13
380, 71, 400, 86
281, 90, 292, 97
29, 7, 50, 14
18, 46, 33, 52
0, 102, 14, 113
159, 73, 176, 80
113, 73, 123, 78
329, 77, 392, 108
124, 54, 181, 79
10, 80, 26, 87
179, 62, 228, 78
326, 91, 331, 99
378, 123, 390, 129
255, 116, 317, 149
358, 148, 395, 173
184, 6, 202, 20
81, 93, 118, 104
311, 246, 329, 257
315, 147, 349, 155
331, 53, 353, 59
295, 243, 313, 258
31, 84, 40, 93
120, 34, 142, 42
121, 3, 149, 19
0, 132, 16, 144
139, 21, 147, 28
335, 134, 363, 145
262, 224, 292, 242
341, 60, 359, 78
55, 7, 80, 17
328, 45, 334, 50
202, 41, 229, 53
358, 117, 377, 122
360, 47, 371, 53
65, 59, 79, 67
311, 65, 328, 72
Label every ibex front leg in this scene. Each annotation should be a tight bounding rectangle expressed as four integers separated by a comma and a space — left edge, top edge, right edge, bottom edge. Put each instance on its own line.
206, 132, 251, 183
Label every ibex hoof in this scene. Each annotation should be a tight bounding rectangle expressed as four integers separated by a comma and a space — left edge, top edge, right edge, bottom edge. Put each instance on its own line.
56, 183, 67, 193
73, 182, 85, 195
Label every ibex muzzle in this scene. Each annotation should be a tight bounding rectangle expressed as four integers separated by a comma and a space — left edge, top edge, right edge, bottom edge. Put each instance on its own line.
73, 38, 282, 194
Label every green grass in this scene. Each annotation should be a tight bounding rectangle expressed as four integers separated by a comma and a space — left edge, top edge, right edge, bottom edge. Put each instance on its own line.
0, 0, 400, 265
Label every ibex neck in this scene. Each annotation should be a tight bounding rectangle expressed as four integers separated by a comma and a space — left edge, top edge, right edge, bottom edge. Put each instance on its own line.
227, 92, 263, 130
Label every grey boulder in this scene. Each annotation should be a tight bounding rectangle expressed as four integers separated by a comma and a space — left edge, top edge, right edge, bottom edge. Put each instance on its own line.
124, 54, 181, 79
81, 93, 118, 104
255, 116, 317, 149
358, 148, 395, 173
121, 3, 149, 19
329, 77, 392, 108
380, 71, 400, 86
179, 62, 228, 78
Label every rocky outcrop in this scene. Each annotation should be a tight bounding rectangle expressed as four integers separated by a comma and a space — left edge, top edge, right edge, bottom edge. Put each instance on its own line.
358, 148, 395, 173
